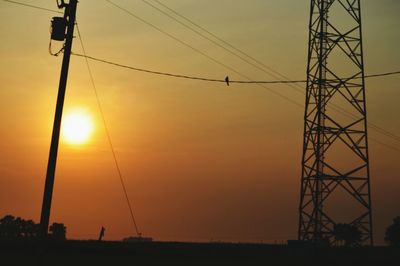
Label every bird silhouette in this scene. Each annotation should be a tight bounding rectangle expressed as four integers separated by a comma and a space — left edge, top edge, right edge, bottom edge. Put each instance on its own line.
225, 76, 230, 86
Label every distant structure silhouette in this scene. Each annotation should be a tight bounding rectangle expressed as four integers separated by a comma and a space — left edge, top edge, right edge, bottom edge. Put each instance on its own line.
49, 222, 67, 241
123, 236, 153, 242
299, 0, 373, 245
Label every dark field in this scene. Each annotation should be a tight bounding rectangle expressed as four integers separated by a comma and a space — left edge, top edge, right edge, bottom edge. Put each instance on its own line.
1, 240, 399, 266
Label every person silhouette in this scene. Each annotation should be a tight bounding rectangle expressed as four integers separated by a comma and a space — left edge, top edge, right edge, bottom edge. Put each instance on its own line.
98, 226, 105, 241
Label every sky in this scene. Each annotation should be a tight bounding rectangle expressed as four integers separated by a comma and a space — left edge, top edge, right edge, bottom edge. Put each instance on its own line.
0, 0, 399, 244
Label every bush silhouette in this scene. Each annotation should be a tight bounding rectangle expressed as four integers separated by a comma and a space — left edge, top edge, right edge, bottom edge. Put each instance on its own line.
385, 216, 400, 246
333, 223, 362, 247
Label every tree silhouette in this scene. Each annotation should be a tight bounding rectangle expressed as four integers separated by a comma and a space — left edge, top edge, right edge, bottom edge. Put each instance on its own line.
0, 215, 18, 239
0, 215, 65, 240
0, 215, 41, 239
385, 216, 400, 246
333, 223, 362, 247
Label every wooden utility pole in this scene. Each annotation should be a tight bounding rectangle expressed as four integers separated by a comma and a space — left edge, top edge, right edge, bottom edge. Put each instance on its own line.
39, 0, 78, 239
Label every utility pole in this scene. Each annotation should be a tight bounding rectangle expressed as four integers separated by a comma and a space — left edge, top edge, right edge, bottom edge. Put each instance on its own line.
299, 0, 373, 245
39, 0, 78, 239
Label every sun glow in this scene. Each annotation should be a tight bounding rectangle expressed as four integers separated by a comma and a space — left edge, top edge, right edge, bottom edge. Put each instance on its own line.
61, 109, 94, 145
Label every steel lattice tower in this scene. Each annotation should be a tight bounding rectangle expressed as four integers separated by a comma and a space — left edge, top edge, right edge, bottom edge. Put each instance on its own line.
299, 0, 373, 245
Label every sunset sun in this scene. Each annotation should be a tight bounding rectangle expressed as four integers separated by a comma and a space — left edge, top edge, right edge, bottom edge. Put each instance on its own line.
61, 109, 94, 145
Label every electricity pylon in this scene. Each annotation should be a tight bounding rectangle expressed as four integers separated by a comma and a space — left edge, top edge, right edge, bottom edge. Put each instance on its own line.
299, 0, 373, 245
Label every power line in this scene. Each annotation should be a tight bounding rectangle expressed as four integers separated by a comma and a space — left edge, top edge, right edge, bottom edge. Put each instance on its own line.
5, 0, 399, 145
3, 0, 143, 237
365, 71, 400, 79
148, 0, 314, 97
72, 52, 400, 153
72, 53, 400, 85
150, 0, 288, 79
145, 0, 400, 146
72, 53, 306, 84
114, 0, 400, 146
146, 0, 400, 145
369, 137, 400, 153
105, 0, 247, 80
1, 0, 62, 14
140, 0, 285, 82
75, 23, 141, 237
145, 0, 400, 83
72, 52, 400, 151
104, 0, 304, 108
4, 0, 400, 150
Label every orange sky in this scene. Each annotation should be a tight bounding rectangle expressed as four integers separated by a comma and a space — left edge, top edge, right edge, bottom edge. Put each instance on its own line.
0, 0, 399, 244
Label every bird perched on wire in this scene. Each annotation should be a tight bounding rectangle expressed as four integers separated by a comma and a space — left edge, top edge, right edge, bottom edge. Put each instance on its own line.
225, 76, 230, 86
